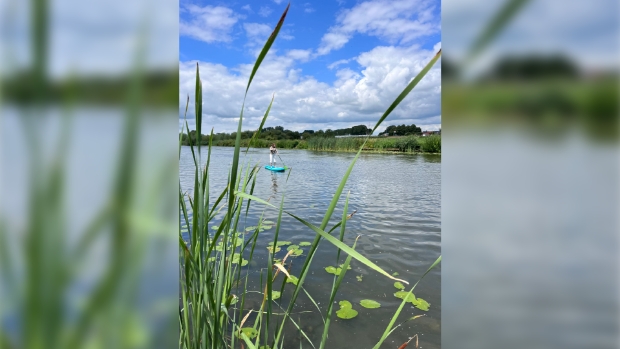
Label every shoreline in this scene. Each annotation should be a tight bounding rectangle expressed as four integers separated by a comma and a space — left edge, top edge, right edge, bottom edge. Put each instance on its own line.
181, 144, 440, 155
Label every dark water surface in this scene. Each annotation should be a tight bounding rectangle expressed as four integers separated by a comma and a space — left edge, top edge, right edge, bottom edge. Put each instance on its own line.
180, 146, 441, 349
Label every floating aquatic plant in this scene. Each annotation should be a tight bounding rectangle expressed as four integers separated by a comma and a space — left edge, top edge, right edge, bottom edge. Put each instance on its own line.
411, 297, 430, 311
360, 299, 381, 309
336, 300, 358, 319
394, 281, 405, 290
394, 291, 416, 302
286, 275, 299, 285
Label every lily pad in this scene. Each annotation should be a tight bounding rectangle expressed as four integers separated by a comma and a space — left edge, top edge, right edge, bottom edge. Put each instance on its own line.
266, 246, 281, 253
286, 275, 299, 285
245, 226, 257, 232
299, 242, 312, 246
411, 297, 430, 311
360, 299, 381, 309
271, 290, 281, 300
267, 241, 292, 246
208, 257, 216, 262
286, 245, 299, 251
392, 272, 399, 276
394, 282, 405, 290
262, 220, 275, 225
237, 327, 258, 339
240, 259, 249, 266
394, 291, 416, 302
356, 275, 363, 282
211, 225, 219, 230
339, 264, 352, 270
325, 266, 342, 275
261, 225, 273, 229
336, 307, 358, 319
290, 249, 303, 256
339, 300, 352, 309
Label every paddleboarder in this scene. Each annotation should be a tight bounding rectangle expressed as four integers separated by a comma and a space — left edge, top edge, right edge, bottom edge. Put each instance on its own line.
269, 143, 278, 167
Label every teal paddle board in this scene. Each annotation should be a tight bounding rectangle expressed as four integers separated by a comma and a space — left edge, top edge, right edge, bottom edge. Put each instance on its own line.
265, 165, 285, 172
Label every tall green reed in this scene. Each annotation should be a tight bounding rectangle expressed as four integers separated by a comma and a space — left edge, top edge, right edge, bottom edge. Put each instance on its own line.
179, 4, 441, 349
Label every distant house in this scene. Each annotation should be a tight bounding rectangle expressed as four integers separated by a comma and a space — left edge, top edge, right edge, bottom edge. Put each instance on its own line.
421, 131, 440, 137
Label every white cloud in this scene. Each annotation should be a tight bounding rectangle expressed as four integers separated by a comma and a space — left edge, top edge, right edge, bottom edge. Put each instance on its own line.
286, 49, 312, 62
258, 6, 273, 17
180, 5, 240, 43
272, 0, 285, 4
328, 59, 352, 70
317, 0, 439, 55
241, 4, 251, 12
243, 22, 273, 46
442, 0, 619, 70
179, 44, 441, 133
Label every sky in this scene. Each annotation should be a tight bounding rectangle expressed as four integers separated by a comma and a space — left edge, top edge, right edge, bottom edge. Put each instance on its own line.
179, 0, 442, 134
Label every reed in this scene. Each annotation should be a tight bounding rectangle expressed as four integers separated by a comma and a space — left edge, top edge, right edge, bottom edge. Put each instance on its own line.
178, 4, 441, 349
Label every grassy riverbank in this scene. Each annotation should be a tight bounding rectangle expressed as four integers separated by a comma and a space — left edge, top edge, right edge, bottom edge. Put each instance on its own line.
182, 135, 441, 153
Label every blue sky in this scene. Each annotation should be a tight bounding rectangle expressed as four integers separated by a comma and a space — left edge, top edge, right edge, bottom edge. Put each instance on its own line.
179, 0, 442, 133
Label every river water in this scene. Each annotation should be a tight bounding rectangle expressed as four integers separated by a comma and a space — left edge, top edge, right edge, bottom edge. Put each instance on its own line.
180, 146, 441, 349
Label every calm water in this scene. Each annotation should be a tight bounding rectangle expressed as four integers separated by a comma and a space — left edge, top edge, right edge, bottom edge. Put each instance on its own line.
180, 146, 441, 349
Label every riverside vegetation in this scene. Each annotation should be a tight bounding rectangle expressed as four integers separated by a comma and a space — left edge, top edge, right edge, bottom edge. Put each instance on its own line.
180, 134, 441, 154
179, 4, 442, 349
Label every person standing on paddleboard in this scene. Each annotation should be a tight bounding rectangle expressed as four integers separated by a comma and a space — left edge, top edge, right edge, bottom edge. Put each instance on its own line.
269, 143, 278, 167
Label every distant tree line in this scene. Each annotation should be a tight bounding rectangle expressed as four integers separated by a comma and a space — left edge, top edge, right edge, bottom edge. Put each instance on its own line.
180, 123, 425, 146
379, 124, 422, 136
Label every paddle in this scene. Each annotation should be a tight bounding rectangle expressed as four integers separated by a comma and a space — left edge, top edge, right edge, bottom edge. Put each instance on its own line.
277, 153, 289, 170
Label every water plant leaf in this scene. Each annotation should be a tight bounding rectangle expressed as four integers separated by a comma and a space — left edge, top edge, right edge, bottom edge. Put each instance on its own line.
336, 307, 358, 319
286, 275, 298, 285
299, 242, 311, 246
238, 327, 258, 339
245, 226, 257, 232
240, 259, 249, 267
339, 264, 352, 270
356, 275, 363, 282
411, 297, 430, 311
211, 225, 219, 230
291, 249, 303, 256
263, 220, 275, 225
392, 272, 399, 276
394, 281, 405, 290
360, 300, 381, 309
394, 291, 416, 302
339, 300, 352, 309
267, 246, 281, 253
325, 266, 342, 275
267, 241, 291, 246
271, 290, 281, 300
286, 245, 299, 251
